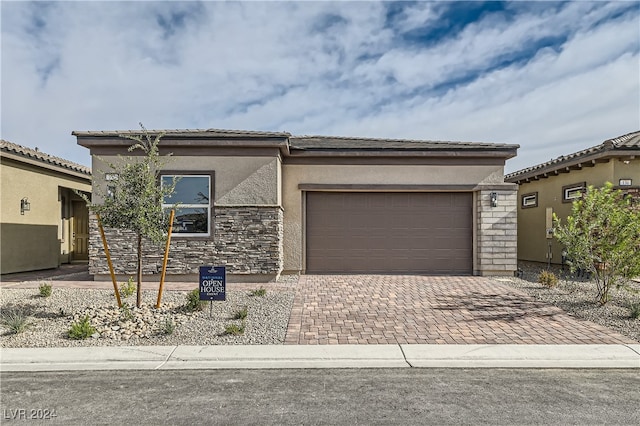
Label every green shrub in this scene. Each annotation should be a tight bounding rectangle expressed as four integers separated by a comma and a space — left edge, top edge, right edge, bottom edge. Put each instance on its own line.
119, 277, 136, 298
224, 322, 245, 336
1, 307, 32, 334
38, 282, 52, 298
538, 270, 559, 288
68, 315, 97, 340
250, 287, 267, 297
161, 317, 175, 335
185, 288, 207, 312
120, 303, 134, 322
233, 307, 248, 320
629, 303, 640, 320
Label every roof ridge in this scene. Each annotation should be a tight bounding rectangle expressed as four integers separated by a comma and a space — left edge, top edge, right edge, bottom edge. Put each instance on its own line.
0, 139, 91, 175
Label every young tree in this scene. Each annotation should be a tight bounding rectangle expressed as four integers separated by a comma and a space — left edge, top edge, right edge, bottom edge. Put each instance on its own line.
554, 182, 640, 304
82, 123, 177, 308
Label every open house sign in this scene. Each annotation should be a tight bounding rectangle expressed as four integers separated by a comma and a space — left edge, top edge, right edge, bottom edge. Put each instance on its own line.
199, 266, 226, 301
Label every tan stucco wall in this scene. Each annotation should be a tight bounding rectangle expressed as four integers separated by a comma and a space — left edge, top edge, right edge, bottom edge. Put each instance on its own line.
516, 158, 640, 264
282, 163, 506, 273
93, 155, 280, 206
0, 158, 91, 274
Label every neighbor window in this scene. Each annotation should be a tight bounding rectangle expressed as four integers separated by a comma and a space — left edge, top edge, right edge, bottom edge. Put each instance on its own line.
162, 174, 211, 236
521, 192, 538, 208
562, 182, 586, 203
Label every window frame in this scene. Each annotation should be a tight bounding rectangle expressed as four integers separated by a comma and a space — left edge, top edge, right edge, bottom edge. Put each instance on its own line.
161, 171, 215, 238
105, 173, 118, 199
521, 192, 538, 209
562, 182, 586, 203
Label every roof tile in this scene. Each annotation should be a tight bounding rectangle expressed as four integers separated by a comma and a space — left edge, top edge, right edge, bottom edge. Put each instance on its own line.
0, 140, 91, 176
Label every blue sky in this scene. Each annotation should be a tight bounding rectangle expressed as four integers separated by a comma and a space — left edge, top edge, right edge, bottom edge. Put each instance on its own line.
1, 1, 639, 173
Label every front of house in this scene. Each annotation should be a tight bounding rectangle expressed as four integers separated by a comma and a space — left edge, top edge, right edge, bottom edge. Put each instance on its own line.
505, 130, 640, 265
75, 129, 519, 281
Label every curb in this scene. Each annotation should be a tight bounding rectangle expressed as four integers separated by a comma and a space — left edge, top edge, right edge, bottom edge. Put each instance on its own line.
1, 344, 639, 372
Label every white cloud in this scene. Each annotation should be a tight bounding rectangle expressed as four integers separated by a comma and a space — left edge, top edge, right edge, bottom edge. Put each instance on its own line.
1, 1, 638, 174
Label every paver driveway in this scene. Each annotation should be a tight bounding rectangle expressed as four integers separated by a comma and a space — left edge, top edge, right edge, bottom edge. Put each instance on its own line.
284, 275, 635, 345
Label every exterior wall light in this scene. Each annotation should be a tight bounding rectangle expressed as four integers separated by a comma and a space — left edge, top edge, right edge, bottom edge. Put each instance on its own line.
490, 192, 498, 208
20, 197, 31, 215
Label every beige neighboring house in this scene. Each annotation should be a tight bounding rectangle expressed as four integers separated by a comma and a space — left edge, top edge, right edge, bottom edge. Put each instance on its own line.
0, 140, 92, 274
74, 128, 519, 281
505, 131, 640, 265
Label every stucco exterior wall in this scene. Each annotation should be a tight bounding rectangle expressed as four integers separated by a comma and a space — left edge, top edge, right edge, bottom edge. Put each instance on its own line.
89, 154, 284, 280
515, 158, 640, 264
281, 163, 512, 274
93, 155, 280, 206
0, 158, 91, 274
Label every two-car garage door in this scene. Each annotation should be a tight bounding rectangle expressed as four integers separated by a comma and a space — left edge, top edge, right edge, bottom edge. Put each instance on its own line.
306, 192, 473, 275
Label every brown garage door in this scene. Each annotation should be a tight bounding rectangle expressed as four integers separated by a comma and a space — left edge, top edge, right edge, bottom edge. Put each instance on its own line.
306, 192, 472, 274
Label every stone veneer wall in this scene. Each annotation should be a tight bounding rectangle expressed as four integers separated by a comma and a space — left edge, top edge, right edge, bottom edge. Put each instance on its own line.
88, 206, 283, 278
476, 189, 518, 275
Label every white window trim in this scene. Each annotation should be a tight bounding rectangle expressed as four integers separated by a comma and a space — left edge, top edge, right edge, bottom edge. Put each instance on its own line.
521, 193, 537, 208
162, 174, 211, 237
563, 183, 585, 202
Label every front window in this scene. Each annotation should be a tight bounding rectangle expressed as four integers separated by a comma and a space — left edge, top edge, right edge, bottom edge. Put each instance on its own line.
162, 175, 211, 236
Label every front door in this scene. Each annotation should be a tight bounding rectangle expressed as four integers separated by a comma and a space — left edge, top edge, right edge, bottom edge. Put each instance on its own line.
72, 200, 89, 261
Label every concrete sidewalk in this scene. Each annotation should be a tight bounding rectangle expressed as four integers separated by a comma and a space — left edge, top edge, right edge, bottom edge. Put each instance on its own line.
2, 344, 639, 371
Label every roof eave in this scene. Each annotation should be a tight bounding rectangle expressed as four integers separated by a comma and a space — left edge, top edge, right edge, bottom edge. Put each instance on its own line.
505, 149, 639, 183
0, 150, 92, 179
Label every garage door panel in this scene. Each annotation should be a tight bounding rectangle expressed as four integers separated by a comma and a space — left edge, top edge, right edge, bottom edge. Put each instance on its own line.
306, 192, 472, 274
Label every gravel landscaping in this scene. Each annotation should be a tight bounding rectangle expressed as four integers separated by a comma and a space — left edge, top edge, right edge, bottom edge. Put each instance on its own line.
499, 262, 640, 343
0, 287, 295, 348
1, 262, 639, 347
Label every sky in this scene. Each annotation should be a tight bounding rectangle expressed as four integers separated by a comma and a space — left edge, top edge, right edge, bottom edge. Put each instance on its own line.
1, 1, 639, 173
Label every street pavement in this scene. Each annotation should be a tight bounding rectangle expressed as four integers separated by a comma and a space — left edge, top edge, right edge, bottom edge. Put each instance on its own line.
2, 368, 639, 425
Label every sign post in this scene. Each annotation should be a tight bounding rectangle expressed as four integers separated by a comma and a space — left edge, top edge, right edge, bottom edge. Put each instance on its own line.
199, 266, 226, 318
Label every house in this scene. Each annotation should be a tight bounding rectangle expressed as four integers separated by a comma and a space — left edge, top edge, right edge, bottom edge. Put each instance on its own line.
505, 131, 640, 265
74, 129, 519, 281
0, 140, 92, 274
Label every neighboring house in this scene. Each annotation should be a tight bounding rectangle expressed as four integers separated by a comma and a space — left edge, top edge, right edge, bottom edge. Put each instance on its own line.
0, 140, 92, 274
505, 131, 640, 265
74, 129, 519, 281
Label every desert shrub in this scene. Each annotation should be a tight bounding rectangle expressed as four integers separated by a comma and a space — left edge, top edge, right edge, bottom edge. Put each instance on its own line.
38, 282, 52, 298
224, 322, 245, 336
250, 287, 267, 297
538, 270, 559, 288
120, 303, 134, 321
629, 303, 640, 320
185, 288, 207, 312
1, 306, 32, 334
161, 317, 175, 335
233, 307, 248, 320
68, 315, 97, 340
119, 277, 136, 298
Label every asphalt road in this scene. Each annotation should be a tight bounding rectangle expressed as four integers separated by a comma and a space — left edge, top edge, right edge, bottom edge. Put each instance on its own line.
1, 369, 639, 425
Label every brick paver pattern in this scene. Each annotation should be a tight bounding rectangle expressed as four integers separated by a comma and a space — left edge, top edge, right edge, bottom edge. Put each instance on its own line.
284, 275, 636, 345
